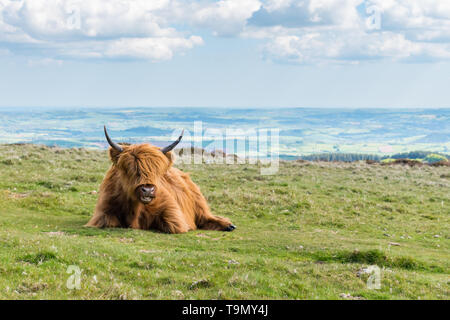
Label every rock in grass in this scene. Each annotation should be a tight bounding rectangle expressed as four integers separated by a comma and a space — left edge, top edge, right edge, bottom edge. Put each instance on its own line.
189, 279, 211, 290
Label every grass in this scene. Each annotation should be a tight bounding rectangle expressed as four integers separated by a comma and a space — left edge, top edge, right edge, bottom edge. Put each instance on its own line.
0, 144, 448, 300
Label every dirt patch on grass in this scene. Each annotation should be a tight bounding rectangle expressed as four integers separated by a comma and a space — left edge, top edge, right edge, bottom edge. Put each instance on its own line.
44, 231, 66, 237
129, 261, 155, 270
430, 160, 450, 167
8, 191, 31, 199
16, 282, 48, 294
381, 159, 423, 167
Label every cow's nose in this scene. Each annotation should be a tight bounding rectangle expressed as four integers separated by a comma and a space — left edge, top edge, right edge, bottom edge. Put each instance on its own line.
140, 184, 155, 196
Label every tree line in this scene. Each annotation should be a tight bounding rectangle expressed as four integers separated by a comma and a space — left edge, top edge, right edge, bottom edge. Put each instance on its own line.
299, 151, 448, 163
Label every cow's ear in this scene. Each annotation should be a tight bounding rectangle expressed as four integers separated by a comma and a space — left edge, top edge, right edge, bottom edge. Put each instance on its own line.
109, 147, 121, 164
164, 151, 174, 166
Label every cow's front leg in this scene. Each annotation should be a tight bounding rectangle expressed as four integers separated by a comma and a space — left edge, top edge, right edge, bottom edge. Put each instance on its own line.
85, 211, 121, 228
157, 204, 191, 234
87, 192, 126, 228
159, 212, 190, 234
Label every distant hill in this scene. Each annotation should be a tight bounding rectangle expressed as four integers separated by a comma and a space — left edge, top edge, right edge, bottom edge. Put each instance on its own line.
1, 107, 449, 156
120, 126, 171, 137
382, 151, 448, 163
299, 153, 381, 162
299, 151, 448, 163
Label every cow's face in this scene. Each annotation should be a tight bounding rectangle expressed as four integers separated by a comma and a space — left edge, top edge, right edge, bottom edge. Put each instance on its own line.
103, 126, 183, 205
113, 144, 172, 204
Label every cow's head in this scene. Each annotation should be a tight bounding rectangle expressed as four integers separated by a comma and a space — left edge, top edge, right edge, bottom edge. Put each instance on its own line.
104, 126, 183, 204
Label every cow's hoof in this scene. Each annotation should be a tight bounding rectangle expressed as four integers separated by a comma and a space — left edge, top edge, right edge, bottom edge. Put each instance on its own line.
224, 224, 236, 232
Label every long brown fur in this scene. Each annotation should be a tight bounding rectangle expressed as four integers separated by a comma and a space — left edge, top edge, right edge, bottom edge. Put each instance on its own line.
86, 143, 234, 234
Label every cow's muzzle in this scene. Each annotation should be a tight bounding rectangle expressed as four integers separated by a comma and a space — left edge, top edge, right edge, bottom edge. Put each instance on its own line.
137, 184, 156, 204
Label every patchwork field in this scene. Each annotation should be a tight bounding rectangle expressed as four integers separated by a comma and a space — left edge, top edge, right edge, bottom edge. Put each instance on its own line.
0, 144, 448, 299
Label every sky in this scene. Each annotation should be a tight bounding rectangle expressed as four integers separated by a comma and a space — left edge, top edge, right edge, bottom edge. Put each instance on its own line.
0, 0, 449, 108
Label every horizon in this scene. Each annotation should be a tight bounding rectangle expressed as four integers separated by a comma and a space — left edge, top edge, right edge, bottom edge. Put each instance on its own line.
0, 106, 449, 110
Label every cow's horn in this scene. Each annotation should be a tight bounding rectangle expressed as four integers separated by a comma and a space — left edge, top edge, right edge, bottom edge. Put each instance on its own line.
161, 129, 184, 154
104, 126, 123, 153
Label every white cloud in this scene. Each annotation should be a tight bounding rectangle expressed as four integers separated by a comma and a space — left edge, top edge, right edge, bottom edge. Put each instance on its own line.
104, 36, 203, 61
263, 0, 293, 12
263, 30, 450, 64
0, 0, 450, 64
367, 0, 450, 42
2, 0, 175, 39
247, 0, 450, 64
188, 0, 261, 36
249, 0, 363, 29
0, 0, 203, 61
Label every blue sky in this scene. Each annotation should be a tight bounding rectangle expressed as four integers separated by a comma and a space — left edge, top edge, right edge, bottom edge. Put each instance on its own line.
0, 0, 449, 108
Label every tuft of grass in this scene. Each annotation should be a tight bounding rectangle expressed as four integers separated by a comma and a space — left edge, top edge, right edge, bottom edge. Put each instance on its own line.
189, 279, 213, 290
1, 159, 14, 165
20, 252, 58, 265
310, 249, 445, 273
342, 249, 388, 265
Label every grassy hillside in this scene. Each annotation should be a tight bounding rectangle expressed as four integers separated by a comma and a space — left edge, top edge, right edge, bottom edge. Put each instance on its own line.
0, 144, 448, 300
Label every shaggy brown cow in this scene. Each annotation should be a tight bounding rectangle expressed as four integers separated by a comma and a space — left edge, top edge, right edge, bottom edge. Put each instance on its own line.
86, 126, 236, 234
